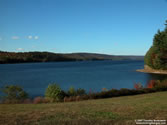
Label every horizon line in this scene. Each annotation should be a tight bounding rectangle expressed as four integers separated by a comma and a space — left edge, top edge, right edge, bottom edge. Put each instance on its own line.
0, 50, 145, 56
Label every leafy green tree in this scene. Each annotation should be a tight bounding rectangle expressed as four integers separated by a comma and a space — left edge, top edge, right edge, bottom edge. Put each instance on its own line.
145, 20, 167, 70
68, 87, 76, 96
45, 83, 63, 102
0, 85, 28, 102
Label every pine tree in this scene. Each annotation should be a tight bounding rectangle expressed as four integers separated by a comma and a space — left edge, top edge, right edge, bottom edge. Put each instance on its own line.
145, 20, 167, 70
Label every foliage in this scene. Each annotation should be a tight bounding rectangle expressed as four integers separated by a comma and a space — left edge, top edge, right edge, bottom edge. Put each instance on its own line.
67, 87, 86, 96
147, 80, 157, 88
134, 83, 143, 90
145, 20, 167, 69
46, 80, 167, 102
102, 88, 108, 92
0, 51, 144, 64
0, 51, 77, 64
1, 79, 167, 104
33, 97, 44, 104
23, 99, 32, 104
76, 88, 86, 96
45, 83, 64, 102
67, 87, 76, 96
0, 85, 28, 103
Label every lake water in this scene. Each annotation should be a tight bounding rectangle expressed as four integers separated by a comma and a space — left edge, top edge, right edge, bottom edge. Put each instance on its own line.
0, 60, 167, 97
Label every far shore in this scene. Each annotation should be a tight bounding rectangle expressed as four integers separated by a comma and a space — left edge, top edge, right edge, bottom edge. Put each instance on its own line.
136, 69, 167, 75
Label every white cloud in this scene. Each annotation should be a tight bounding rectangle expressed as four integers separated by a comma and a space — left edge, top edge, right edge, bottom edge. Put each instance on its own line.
12, 36, 19, 40
34, 36, 39, 40
27, 35, 39, 40
28, 35, 33, 39
16, 48, 24, 51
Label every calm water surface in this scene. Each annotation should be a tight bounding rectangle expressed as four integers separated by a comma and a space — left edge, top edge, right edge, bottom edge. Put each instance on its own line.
0, 60, 167, 97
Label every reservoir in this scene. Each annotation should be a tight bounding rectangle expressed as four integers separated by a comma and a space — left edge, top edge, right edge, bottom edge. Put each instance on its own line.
0, 60, 166, 97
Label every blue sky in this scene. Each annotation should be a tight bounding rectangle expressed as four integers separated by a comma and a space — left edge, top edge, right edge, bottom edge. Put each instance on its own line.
0, 0, 167, 55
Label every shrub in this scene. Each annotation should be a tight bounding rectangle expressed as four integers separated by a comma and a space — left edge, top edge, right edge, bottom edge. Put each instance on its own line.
33, 97, 50, 104
102, 88, 108, 92
43, 98, 50, 103
81, 95, 89, 100
23, 99, 32, 104
64, 96, 69, 102
109, 89, 120, 97
155, 86, 167, 91
76, 88, 86, 96
66, 96, 76, 102
154, 79, 167, 88
76, 96, 81, 101
134, 83, 143, 90
33, 97, 44, 104
119, 88, 131, 96
68, 87, 76, 96
89, 93, 97, 99
0, 85, 28, 103
95, 89, 119, 99
147, 80, 156, 88
64, 95, 84, 102
60, 90, 68, 97
143, 88, 156, 93
45, 83, 64, 102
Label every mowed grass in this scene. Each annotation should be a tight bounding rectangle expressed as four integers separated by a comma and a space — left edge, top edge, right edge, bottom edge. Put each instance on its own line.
0, 92, 167, 125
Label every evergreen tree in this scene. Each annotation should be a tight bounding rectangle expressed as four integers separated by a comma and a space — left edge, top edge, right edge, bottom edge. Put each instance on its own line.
145, 20, 167, 70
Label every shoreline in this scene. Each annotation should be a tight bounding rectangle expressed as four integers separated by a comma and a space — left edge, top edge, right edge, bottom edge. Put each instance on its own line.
136, 69, 167, 75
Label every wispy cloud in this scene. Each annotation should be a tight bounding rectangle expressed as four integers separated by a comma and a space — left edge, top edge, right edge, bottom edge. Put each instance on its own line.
28, 35, 33, 39
12, 36, 19, 40
10, 35, 39, 40
34, 36, 39, 40
16, 48, 24, 51
27, 35, 39, 40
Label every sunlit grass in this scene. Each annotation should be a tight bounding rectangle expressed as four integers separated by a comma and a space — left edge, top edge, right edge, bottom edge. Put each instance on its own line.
0, 92, 167, 125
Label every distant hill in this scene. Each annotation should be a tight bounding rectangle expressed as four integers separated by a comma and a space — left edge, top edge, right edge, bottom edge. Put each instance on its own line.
0, 51, 144, 64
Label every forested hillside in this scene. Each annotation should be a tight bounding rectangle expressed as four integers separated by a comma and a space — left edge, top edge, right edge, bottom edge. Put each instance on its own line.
0, 51, 144, 64
144, 20, 167, 70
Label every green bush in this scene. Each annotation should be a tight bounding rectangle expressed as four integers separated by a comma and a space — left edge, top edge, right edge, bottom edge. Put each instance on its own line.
76, 88, 86, 96
119, 88, 131, 96
67, 87, 86, 96
45, 83, 64, 102
0, 85, 28, 103
68, 87, 76, 96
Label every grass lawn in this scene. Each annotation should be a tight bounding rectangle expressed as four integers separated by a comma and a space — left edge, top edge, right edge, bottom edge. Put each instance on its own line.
0, 92, 167, 125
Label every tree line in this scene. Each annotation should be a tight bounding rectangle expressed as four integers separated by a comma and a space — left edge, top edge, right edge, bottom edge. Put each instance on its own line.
145, 20, 167, 70
0, 51, 144, 64
0, 51, 78, 64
